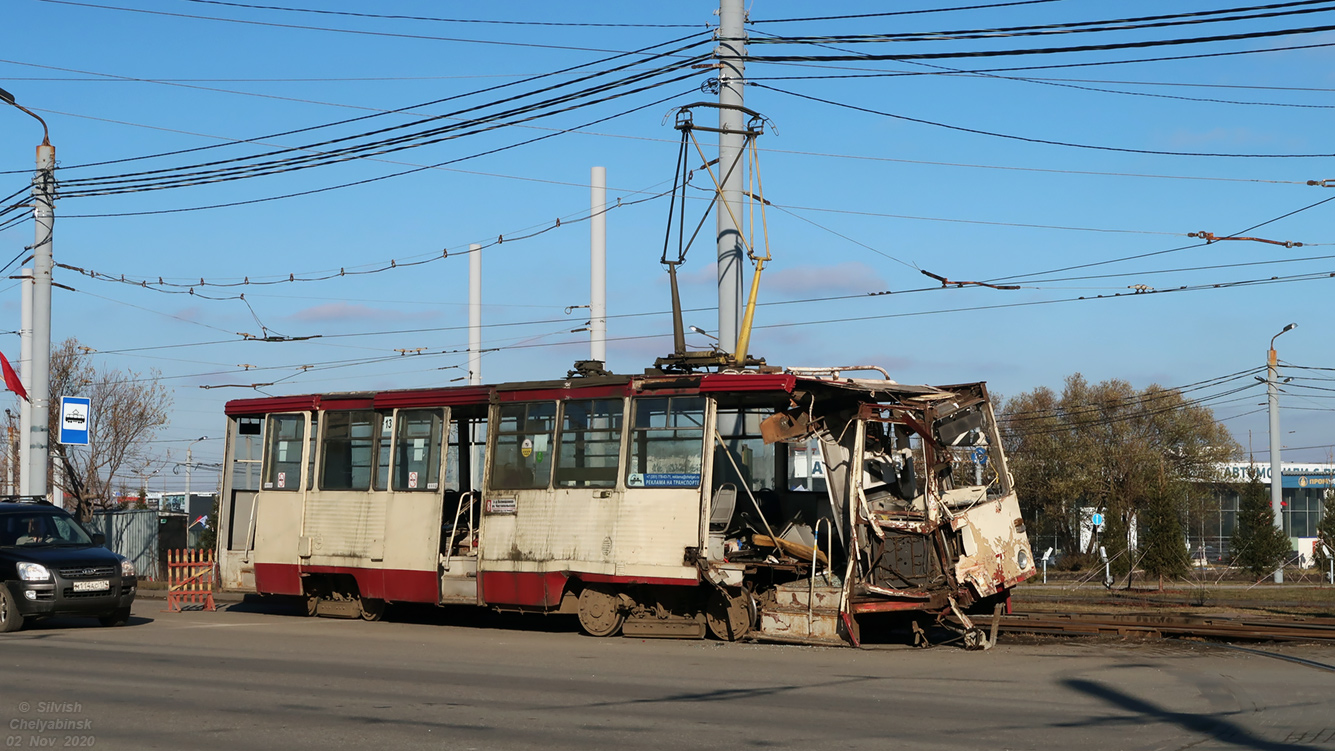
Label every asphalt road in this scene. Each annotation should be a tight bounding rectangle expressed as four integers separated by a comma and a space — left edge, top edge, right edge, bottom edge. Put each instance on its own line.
2, 597, 1334, 750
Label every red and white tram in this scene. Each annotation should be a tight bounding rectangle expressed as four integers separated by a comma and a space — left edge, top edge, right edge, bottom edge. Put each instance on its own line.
215, 366, 1035, 645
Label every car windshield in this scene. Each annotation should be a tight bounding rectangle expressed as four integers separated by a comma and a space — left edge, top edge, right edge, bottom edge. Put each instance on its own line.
0, 511, 93, 547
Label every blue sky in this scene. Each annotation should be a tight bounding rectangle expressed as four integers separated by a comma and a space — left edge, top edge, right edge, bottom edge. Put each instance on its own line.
3, 0, 1334, 492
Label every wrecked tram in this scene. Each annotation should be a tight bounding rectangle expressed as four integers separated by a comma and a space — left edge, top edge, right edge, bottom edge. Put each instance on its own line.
215, 367, 1035, 646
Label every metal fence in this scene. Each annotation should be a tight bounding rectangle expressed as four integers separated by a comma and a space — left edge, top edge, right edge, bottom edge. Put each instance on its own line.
91, 509, 161, 580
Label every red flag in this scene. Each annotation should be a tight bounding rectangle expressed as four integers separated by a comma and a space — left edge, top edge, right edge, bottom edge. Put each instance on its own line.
1, 352, 28, 402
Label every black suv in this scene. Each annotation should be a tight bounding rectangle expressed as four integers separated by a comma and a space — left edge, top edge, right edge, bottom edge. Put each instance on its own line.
0, 500, 137, 632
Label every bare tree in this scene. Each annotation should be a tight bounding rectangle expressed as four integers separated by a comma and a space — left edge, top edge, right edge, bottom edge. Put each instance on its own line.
46, 338, 173, 521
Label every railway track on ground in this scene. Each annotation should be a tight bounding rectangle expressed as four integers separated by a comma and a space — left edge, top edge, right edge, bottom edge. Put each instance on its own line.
999, 612, 1335, 642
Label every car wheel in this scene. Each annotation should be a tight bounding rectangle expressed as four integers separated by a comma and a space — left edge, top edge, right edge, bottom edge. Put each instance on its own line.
98, 606, 131, 628
0, 586, 25, 633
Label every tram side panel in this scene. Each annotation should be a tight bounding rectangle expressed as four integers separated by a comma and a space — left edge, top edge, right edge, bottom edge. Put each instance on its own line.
479, 399, 625, 606
478, 396, 705, 607
287, 407, 457, 605
610, 487, 702, 581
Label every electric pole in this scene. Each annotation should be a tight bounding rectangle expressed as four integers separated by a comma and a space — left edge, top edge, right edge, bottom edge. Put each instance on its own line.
716, 0, 746, 354
0, 88, 53, 500
468, 243, 482, 386
590, 166, 607, 365
19, 268, 31, 495
30, 125, 53, 501
1268, 322, 1297, 584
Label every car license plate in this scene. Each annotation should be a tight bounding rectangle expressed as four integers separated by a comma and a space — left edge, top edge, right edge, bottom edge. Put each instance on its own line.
72, 579, 110, 592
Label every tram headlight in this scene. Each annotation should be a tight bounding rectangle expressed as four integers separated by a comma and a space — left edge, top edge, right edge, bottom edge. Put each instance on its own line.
1016, 548, 1030, 570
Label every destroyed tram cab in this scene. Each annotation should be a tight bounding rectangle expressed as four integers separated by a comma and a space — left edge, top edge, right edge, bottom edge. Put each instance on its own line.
215, 364, 1036, 646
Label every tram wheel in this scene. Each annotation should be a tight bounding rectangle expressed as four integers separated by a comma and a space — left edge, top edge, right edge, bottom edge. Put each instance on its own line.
577, 586, 624, 637
705, 587, 753, 641
359, 597, 386, 622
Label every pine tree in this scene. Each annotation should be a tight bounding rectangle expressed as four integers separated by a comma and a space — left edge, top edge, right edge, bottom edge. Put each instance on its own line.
1230, 467, 1293, 578
1313, 490, 1335, 577
1140, 481, 1189, 583
1103, 507, 1132, 579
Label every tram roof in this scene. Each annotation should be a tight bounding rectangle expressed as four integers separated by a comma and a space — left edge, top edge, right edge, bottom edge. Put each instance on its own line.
223, 370, 972, 416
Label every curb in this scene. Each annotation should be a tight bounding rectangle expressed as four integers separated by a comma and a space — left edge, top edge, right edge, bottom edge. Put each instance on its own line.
134, 586, 247, 604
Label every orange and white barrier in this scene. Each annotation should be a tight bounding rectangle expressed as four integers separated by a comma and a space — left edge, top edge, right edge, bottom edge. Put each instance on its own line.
166, 549, 216, 612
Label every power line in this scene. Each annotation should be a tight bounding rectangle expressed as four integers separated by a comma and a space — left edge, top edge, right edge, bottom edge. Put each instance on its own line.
0, 32, 709, 175
747, 20, 1335, 63
57, 188, 668, 291
770, 201, 1188, 238
83, 265, 1335, 359
763, 148, 1321, 186
1002, 383, 1264, 438
35, 0, 709, 55
59, 50, 706, 194
750, 83, 1335, 158
180, 0, 707, 28
56, 86, 696, 217
998, 367, 1265, 421
994, 192, 1335, 284
746, 37, 1335, 77
752, 1, 1335, 45
983, 252, 1335, 287
1018, 75, 1335, 95
754, 29, 1335, 112
752, 1, 1064, 24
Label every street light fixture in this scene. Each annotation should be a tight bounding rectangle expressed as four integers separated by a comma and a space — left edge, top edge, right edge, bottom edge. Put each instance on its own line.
1267, 322, 1297, 583
0, 87, 50, 145
1271, 323, 1297, 349
1, 87, 54, 506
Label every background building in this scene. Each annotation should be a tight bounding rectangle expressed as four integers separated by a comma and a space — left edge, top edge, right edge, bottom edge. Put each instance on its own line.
1196, 462, 1333, 566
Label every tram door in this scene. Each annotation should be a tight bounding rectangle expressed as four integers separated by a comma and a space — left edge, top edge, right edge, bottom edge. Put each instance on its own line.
250, 411, 312, 596
373, 408, 448, 602
439, 410, 486, 604
218, 415, 263, 592
616, 395, 710, 579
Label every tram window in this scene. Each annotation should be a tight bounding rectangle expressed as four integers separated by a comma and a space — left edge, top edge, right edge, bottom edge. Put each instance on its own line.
446, 418, 486, 492
263, 414, 305, 491
445, 421, 461, 492
374, 413, 393, 491
232, 417, 263, 492
305, 412, 319, 492
627, 396, 705, 488
320, 410, 377, 491
492, 402, 557, 489
555, 399, 623, 488
787, 440, 826, 493
715, 407, 778, 492
394, 409, 443, 491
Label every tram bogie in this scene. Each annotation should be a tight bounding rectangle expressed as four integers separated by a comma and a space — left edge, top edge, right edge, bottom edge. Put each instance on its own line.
215, 368, 1036, 647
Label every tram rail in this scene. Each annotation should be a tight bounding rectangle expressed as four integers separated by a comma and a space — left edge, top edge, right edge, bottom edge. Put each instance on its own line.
995, 611, 1335, 643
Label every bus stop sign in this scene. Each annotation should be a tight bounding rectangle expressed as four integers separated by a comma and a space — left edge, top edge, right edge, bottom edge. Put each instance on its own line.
59, 396, 91, 446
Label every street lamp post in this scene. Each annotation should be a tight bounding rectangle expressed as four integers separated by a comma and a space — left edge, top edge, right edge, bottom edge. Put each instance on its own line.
1268, 322, 1297, 584
185, 437, 207, 515
0, 87, 54, 502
